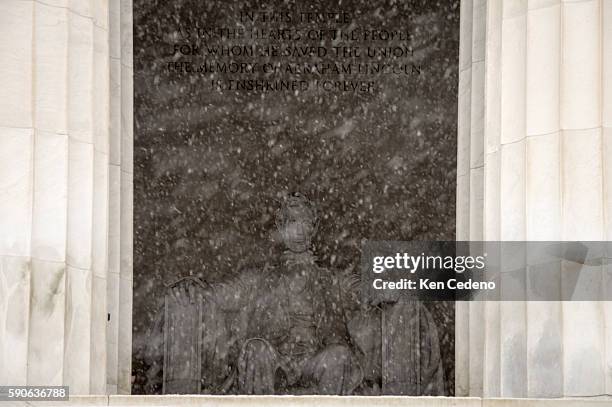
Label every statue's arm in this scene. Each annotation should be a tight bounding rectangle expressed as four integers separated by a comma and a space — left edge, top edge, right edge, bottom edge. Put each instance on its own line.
167, 273, 255, 312
168, 276, 246, 311
209, 273, 256, 311
204, 269, 260, 312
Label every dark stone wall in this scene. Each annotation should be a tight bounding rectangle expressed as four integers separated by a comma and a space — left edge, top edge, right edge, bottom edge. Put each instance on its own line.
132, 0, 459, 394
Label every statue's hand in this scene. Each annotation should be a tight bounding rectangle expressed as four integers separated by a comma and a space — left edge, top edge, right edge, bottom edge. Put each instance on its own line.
167, 276, 209, 305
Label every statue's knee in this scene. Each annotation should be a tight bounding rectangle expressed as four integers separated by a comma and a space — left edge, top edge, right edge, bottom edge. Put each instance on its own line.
328, 344, 351, 357
310, 345, 359, 395
323, 344, 352, 366
242, 338, 274, 359
237, 339, 277, 394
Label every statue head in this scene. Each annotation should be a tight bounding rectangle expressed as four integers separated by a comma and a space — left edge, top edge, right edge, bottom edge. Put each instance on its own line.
275, 192, 318, 253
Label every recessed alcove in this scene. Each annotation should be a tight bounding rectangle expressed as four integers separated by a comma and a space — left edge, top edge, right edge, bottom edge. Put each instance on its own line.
132, 0, 459, 395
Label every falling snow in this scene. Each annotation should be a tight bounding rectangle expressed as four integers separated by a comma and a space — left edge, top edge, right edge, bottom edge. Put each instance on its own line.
132, 0, 459, 394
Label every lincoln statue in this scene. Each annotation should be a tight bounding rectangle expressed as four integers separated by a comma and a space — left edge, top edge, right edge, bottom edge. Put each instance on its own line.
144, 193, 444, 395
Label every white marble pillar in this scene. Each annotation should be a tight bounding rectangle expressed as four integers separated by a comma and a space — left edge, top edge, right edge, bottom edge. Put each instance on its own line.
0, 0, 133, 395
457, 0, 612, 398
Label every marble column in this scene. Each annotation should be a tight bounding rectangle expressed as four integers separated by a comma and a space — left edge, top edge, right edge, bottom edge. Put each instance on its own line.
0, 0, 133, 395
457, 0, 612, 398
